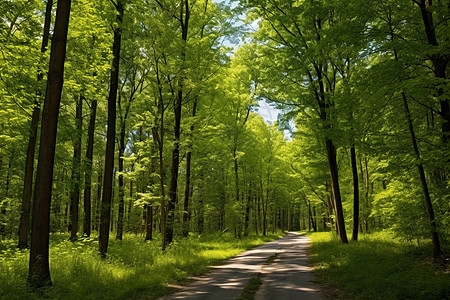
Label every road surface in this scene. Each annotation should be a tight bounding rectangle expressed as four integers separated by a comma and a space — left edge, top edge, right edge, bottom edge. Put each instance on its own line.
160, 232, 324, 300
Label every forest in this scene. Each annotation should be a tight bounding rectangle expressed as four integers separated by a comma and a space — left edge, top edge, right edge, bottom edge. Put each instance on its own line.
0, 0, 449, 299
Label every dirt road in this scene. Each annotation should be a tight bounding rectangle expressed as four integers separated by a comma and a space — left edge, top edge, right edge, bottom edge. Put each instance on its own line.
161, 232, 324, 300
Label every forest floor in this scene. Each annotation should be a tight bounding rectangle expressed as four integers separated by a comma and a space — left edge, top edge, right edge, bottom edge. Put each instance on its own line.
0, 232, 284, 300
160, 232, 324, 300
308, 231, 450, 299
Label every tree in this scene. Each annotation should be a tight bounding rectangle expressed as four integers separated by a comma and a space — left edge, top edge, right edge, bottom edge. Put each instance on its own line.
28, 0, 72, 288
99, 0, 124, 257
68, 96, 83, 241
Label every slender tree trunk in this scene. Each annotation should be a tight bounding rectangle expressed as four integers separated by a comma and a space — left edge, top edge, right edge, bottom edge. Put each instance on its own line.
326, 138, 348, 243
99, 0, 123, 257
401, 92, 442, 257
233, 147, 240, 204
69, 95, 83, 241
27, 0, 71, 288
145, 205, 153, 240
94, 170, 102, 232
244, 183, 251, 236
166, 0, 190, 246
388, 10, 443, 255
272, 205, 276, 234
182, 99, 197, 237
263, 187, 268, 236
116, 122, 126, 240
257, 193, 262, 233
198, 192, 204, 234
152, 122, 166, 249
83, 100, 97, 237
18, 0, 53, 250
127, 179, 133, 223
351, 146, 359, 241
219, 169, 226, 231
254, 194, 259, 235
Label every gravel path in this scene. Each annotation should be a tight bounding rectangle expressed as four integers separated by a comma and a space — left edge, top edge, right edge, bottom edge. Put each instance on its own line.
160, 232, 324, 300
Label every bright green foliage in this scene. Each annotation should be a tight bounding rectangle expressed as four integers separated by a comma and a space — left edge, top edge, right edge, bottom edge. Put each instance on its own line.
0, 0, 449, 295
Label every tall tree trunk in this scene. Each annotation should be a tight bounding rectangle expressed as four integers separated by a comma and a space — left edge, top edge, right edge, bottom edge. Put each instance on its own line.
166, 0, 190, 246
401, 92, 442, 257
314, 58, 347, 242
145, 205, 153, 240
198, 190, 204, 234
116, 122, 126, 240
351, 146, 359, 241
69, 95, 83, 241
257, 193, 262, 233
99, 0, 123, 257
27, 0, 71, 288
233, 146, 240, 204
83, 99, 97, 237
388, 10, 443, 255
182, 99, 197, 237
127, 178, 133, 223
254, 194, 259, 235
244, 183, 251, 236
18, 0, 53, 250
262, 184, 268, 236
94, 170, 102, 232
326, 139, 348, 243
152, 122, 167, 249
326, 181, 335, 232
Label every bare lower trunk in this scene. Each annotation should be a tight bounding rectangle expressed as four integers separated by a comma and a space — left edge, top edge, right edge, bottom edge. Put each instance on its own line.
116, 124, 126, 240
83, 100, 97, 237
28, 0, 71, 288
401, 92, 442, 257
325, 138, 348, 243
244, 184, 251, 236
69, 96, 83, 241
182, 99, 197, 237
145, 205, 153, 240
99, 0, 123, 257
351, 146, 359, 241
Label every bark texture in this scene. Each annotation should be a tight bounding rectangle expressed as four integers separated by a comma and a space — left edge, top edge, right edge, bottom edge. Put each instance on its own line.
28, 0, 71, 288
99, 0, 123, 257
351, 146, 359, 241
83, 99, 97, 237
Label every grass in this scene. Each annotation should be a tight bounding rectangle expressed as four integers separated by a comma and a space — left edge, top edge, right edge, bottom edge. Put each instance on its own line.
308, 231, 450, 300
0, 232, 283, 300
236, 274, 263, 300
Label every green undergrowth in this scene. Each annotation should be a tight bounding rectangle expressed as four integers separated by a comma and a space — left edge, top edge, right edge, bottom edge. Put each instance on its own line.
0, 232, 283, 300
308, 231, 449, 300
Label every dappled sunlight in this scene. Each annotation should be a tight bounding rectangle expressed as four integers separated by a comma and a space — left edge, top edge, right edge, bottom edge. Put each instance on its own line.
165, 232, 325, 300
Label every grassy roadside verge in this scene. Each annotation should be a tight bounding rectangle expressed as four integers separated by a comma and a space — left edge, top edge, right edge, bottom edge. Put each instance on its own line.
0, 232, 283, 300
308, 231, 449, 300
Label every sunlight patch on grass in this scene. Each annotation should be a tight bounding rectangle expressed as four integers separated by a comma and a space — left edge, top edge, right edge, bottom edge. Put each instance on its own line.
308, 231, 450, 300
0, 232, 283, 300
